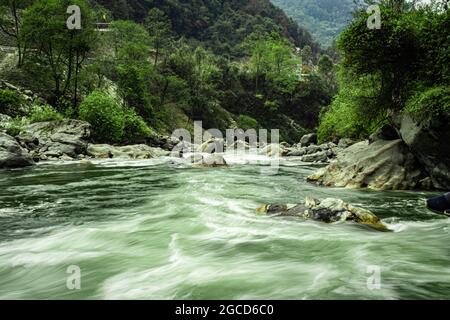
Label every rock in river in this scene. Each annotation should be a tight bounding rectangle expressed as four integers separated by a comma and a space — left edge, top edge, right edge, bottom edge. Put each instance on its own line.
0, 132, 34, 169
256, 197, 388, 231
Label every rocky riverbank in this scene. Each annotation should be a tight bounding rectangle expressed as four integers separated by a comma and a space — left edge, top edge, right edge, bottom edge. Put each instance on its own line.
1, 113, 449, 193
308, 115, 450, 191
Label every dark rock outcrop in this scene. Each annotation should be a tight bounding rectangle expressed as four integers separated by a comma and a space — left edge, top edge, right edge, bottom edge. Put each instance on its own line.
399, 115, 450, 190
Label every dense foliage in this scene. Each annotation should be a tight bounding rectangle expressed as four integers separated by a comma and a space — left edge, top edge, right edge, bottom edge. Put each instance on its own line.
93, 0, 322, 57
0, 0, 337, 143
318, 0, 450, 142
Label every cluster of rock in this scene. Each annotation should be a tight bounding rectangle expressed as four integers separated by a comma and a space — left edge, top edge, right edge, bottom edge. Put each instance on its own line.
0, 119, 175, 169
307, 115, 450, 191
17, 120, 91, 161
282, 133, 356, 163
256, 197, 388, 231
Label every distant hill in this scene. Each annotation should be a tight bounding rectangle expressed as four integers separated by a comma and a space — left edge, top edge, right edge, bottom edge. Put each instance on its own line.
271, 0, 356, 47
93, 0, 322, 56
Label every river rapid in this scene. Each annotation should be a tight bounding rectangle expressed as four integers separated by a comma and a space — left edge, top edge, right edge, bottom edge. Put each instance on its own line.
0, 153, 449, 299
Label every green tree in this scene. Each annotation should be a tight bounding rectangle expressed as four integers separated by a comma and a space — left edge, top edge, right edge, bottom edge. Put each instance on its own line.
145, 8, 174, 66
0, 0, 34, 66
301, 45, 313, 67
21, 0, 96, 108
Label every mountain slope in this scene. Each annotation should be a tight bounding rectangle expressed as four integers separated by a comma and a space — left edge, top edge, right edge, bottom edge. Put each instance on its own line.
271, 0, 355, 47
93, 0, 322, 56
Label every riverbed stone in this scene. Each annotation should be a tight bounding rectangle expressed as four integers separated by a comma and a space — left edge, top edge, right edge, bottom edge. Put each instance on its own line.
0, 132, 34, 169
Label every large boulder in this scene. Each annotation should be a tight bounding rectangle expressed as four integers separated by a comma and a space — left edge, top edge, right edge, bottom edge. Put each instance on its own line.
87, 144, 169, 159
256, 197, 387, 231
307, 139, 425, 190
399, 115, 450, 190
0, 133, 34, 169
17, 120, 91, 160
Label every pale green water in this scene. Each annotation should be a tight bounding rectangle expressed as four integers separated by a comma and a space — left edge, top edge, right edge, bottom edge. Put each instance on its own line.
0, 155, 449, 299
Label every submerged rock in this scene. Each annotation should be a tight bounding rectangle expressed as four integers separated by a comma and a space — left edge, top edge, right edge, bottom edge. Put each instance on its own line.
256, 197, 387, 231
17, 120, 91, 160
0, 133, 35, 169
307, 139, 424, 190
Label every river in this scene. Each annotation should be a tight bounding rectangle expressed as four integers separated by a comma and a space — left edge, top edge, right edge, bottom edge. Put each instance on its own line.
0, 154, 449, 299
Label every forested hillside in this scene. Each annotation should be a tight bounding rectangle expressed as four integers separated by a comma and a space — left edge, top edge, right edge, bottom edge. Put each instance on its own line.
271, 0, 356, 47
93, 0, 322, 57
0, 0, 336, 144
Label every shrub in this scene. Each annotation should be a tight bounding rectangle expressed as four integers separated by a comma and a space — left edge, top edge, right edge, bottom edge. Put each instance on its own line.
123, 107, 155, 141
0, 89, 25, 117
404, 86, 450, 121
29, 105, 64, 123
79, 91, 125, 143
237, 115, 259, 130
5, 117, 30, 137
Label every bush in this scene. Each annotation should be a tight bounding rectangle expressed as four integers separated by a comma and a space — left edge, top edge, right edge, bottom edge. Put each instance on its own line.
237, 115, 259, 130
79, 91, 125, 143
29, 105, 64, 123
404, 86, 450, 121
123, 107, 155, 141
5, 117, 30, 137
0, 90, 25, 117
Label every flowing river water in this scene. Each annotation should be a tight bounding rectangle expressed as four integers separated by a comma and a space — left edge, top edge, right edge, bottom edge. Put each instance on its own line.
0, 154, 449, 299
